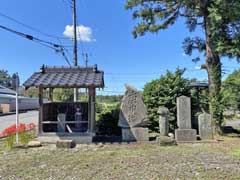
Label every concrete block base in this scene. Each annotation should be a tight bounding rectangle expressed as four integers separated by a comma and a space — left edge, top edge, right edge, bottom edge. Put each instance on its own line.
38, 133, 95, 144
122, 127, 149, 142
175, 129, 197, 142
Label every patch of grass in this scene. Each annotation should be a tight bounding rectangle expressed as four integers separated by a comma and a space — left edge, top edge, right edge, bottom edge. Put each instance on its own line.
232, 149, 240, 157
0, 139, 240, 180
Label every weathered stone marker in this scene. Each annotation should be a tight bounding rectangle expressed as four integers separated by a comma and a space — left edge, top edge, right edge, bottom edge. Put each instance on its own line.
118, 85, 149, 141
198, 113, 213, 140
175, 96, 197, 142
158, 107, 169, 136
57, 114, 66, 133
177, 96, 191, 129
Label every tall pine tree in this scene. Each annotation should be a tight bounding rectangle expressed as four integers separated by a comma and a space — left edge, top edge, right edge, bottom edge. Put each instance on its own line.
125, 0, 240, 134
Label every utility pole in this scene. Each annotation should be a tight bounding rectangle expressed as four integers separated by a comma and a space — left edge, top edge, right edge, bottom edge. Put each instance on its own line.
73, 0, 78, 102
82, 53, 89, 67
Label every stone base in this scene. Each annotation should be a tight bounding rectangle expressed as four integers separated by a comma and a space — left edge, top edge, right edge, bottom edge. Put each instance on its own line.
122, 127, 149, 142
38, 133, 95, 144
27, 141, 42, 148
158, 136, 177, 146
175, 129, 197, 142
56, 140, 76, 149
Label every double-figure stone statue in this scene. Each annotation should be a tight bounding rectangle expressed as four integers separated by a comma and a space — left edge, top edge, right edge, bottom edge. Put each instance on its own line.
118, 85, 149, 141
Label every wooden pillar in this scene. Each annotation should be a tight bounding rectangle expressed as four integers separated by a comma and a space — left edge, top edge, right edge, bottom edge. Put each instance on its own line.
49, 88, 53, 102
39, 87, 43, 134
88, 87, 96, 133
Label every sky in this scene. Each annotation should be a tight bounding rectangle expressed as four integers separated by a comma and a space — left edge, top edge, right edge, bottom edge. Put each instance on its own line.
0, 0, 239, 95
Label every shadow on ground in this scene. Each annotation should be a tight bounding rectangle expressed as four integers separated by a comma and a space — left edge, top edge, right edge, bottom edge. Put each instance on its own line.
222, 126, 240, 137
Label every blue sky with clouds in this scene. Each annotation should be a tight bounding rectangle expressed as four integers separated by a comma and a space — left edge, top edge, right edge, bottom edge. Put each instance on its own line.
0, 0, 239, 94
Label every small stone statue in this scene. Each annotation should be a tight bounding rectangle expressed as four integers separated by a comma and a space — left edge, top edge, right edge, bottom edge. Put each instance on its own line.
75, 107, 82, 130
158, 107, 169, 136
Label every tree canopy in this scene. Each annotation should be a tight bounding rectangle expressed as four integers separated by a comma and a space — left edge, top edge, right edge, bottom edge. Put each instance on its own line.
142, 68, 190, 132
126, 0, 240, 59
0, 69, 11, 87
125, 0, 240, 133
222, 70, 240, 111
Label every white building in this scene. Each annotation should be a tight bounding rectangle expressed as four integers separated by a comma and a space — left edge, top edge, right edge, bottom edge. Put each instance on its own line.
0, 85, 39, 113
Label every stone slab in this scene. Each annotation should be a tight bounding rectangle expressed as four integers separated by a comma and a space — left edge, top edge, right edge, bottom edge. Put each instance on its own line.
118, 85, 148, 128
198, 113, 213, 140
27, 140, 42, 148
122, 127, 149, 142
177, 96, 191, 129
175, 129, 197, 142
38, 133, 94, 144
56, 140, 76, 149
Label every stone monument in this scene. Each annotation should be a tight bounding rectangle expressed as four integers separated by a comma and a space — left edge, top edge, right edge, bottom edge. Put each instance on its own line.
175, 96, 197, 142
198, 113, 213, 140
158, 107, 169, 136
57, 113, 66, 133
157, 107, 177, 146
118, 85, 149, 141
75, 107, 83, 131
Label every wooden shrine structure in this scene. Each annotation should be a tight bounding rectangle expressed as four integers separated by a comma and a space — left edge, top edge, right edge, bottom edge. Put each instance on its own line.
23, 65, 104, 143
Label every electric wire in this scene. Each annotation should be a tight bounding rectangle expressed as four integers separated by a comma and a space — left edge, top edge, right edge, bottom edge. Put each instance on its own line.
0, 24, 72, 66
0, 12, 70, 40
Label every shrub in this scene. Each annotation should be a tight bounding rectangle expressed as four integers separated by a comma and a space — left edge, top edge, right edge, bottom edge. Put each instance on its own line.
143, 69, 190, 132
96, 104, 121, 136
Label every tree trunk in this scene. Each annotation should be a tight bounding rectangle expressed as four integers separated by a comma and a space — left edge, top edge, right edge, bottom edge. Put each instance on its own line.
204, 15, 223, 135
206, 56, 223, 135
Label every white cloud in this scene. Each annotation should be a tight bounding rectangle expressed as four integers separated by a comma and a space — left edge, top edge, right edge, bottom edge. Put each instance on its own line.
63, 25, 95, 42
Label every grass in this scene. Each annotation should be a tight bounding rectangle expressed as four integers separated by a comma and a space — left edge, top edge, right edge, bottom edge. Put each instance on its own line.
0, 137, 240, 180
232, 149, 240, 157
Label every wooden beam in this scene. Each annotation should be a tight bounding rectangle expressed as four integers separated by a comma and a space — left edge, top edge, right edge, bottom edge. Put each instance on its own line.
88, 87, 96, 133
49, 88, 53, 102
88, 88, 91, 133
39, 87, 43, 134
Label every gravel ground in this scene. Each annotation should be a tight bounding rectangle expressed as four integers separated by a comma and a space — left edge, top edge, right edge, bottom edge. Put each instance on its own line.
0, 138, 240, 180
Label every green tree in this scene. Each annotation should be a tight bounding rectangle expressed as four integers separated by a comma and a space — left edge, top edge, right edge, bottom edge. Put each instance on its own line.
53, 88, 74, 102
125, 0, 240, 134
20, 87, 39, 98
222, 70, 240, 111
0, 69, 11, 87
143, 69, 190, 132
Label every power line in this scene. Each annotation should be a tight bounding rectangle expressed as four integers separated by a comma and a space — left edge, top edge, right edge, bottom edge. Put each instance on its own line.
57, 38, 72, 65
0, 24, 72, 66
62, 0, 73, 7
0, 11, 71, 40
0, 24, 64, 48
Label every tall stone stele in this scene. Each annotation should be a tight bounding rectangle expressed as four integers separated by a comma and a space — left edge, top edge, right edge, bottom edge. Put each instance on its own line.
175, 96, 197, 142
158, 107, 169, 136
118, 85, 149, 141
198, 113, 213, 140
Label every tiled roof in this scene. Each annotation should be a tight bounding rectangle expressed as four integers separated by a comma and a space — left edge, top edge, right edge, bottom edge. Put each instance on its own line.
23, 65, 104, 89
189, 82, 209, 88
0, 85, 16, 95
